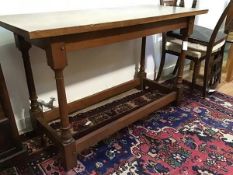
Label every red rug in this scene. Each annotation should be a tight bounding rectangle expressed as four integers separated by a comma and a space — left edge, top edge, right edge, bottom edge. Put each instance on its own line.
1, 88, 233, 175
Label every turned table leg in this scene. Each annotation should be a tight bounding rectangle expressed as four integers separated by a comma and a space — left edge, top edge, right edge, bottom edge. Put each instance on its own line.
54, 69, 73, 143
46, 42, 76, 170
14, 35, 41, 119
138, 37, 147, 89
175, 37, 188, 104
175, 17, 194, 104
15, 35, 46, 147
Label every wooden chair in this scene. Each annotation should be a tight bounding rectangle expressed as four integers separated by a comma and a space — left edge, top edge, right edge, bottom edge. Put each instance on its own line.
160, 0, 197, 8
156, 0, 197, 83
225, 3, 233, 82
156, 0, 233, 97
225, 32, 233, 82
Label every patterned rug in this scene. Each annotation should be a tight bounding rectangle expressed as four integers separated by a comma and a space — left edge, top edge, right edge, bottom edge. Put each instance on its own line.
1, 87, 233, 175
49, 89, 165, 140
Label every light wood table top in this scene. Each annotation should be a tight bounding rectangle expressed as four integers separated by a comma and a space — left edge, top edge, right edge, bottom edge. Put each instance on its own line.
0, 5, 207, 39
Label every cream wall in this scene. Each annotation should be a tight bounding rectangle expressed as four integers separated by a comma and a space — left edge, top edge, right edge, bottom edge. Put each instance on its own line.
0, 0, 229, 133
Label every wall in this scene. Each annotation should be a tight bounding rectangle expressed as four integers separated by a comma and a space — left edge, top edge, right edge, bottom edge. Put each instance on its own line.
0, 0, 229, 133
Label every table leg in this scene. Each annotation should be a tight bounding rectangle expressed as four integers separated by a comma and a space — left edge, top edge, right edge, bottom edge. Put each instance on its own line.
175, 17, 194, 104
46, 42, 76, 170
14, 35, 41, 119
54, 69, 73, 143
139, 37, 147, 89
15, 35, 46, 148
226, 44, 233, 82
175, 38, 188, 104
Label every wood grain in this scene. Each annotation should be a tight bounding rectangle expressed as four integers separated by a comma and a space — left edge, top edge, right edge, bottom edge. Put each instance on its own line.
0, 5, 207, 39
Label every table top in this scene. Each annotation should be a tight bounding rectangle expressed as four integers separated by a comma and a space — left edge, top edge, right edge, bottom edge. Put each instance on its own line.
0, 5, 207, 40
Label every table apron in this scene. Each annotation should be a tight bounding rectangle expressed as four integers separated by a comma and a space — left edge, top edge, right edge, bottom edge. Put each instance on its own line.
31, 17, 190, 52
66, 17, 188, 51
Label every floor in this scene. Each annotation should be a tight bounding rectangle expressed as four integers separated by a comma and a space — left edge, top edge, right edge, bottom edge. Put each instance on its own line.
180, 52, 233, 96
158, 43, 233, 96
159, 64, 233, 97
217, 71, 233, 96
202, 45, 233, 96
1, 47, 233, 174
182, 66, 233, 96
2, 80, 233, 175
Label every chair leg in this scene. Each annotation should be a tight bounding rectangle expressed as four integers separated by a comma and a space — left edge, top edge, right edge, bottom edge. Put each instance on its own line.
155, 51, 166, 81
172, 57, 180, 75
203, 55, 211, 98
226, 44, 233, 82
219, 47, 225, 84
189, 60, 194, 70
191, 61, 200, 90
203, 80, 208, 98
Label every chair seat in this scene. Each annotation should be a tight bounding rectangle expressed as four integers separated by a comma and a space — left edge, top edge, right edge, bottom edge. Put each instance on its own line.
227, 32, 233, 43
166, 39, 225, 58
168, 25, 227, 45
166, 25, 226, 59
166, 41, 205, 58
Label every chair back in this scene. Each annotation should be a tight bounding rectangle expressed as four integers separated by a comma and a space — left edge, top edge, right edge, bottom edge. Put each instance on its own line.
160, 0, 197, 8
225, 0, 233, 33
208, 0, 233, 50
204, 0, 233, 94
160, 0, 178, 6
